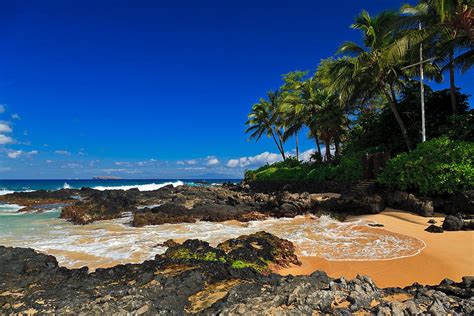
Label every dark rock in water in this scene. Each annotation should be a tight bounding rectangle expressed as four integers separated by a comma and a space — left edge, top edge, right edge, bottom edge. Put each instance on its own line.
442, 215, 464, 231
60, 190, 137, 224
133, 201, 269, 227
278, 202, 300, 217
425, 224, 444, 233
0, 189, 80, 212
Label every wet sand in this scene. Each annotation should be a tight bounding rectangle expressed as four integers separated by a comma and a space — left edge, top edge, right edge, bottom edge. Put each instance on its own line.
278, 208, 474, 288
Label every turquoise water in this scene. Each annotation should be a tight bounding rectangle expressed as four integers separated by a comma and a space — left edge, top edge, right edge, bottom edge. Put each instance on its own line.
0, 208, 61, 239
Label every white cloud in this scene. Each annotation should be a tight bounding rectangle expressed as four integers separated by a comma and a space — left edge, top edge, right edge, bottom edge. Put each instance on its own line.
7, 151, 22, 159
55, 150, 71, 156
46, 160, 54, 163
226, 151, 281, 168
99, 168, 142, 174
0, 123, 12, 133
61, 162, 82, 169
0, 134, 14, 145
206, 157, 220, 166
299, 149, 316, 162
7, 150, 38, 159
11, 113, 20, 120
89, 160, 100, 167
0, 105, 5, 114
115, 159, 157, 167
226, 159, 240, 168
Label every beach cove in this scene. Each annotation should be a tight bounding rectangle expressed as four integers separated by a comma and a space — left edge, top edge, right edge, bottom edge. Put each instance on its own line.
1, 188, 471, 288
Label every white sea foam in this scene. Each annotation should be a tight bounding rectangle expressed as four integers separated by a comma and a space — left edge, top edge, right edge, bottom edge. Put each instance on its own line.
92, 181, 184, 191
0, 203, 24, 213
0, 189, 34, 195
63, 182, 71, 189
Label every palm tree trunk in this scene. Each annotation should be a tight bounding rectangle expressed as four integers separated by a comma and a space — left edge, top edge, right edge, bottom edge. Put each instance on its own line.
295, 132, 299, 161
314, 137, 322, 159
334, 140, 340, 157
277, 133, 286, 161
449, 49, 457, 114
324, 138, 332, 161
270, 132, 286, 160
384, 86, 412, 152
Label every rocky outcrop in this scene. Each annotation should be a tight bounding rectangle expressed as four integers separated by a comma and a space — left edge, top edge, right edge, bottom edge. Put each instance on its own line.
311, 193, 385, 217
163, 231, 300, 275
443, 215, 465, 231
1, 241, 473, 315
0, 189, 79, 212
425, 224, 444, 233
442, 214, 474, 231
245, 180, 355, 194
385, 191, 434, 217
60, 190, 137, 224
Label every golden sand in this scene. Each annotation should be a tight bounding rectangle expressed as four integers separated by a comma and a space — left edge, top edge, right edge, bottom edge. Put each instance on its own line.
278, 208, 474, 288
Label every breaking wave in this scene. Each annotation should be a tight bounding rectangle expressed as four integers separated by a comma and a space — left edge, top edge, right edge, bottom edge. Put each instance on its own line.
92, 181, 184, 191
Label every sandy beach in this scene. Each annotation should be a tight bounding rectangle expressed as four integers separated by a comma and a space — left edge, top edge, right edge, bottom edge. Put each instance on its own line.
278, 208, 474, 288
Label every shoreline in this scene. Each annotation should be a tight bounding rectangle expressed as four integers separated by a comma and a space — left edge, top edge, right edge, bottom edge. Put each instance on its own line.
278, 208, 474, 288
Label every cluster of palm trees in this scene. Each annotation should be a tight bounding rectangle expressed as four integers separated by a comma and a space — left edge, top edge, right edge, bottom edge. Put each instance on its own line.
246, 0, 473, 158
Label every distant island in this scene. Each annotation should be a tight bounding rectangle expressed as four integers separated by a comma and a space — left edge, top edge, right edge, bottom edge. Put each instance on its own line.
92, 176, 122, 180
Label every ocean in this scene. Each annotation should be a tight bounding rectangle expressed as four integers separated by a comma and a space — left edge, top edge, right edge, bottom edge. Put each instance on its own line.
0, 179, 240, 195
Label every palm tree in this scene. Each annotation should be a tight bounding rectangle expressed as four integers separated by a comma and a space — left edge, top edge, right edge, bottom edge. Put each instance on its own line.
245, 90, 287, 160
329, 10, 414, 151
279, 71, 310, 161
398, 0, 473, 114
316, 59, 350, 159
280, 94, 305, 161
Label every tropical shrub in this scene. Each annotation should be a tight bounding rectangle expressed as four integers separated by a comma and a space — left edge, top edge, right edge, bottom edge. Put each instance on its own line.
378, 137, 474, 195
244, 151, 363, 182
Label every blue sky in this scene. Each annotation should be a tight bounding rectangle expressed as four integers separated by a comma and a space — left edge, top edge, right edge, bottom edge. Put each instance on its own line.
0, 0, 472, 179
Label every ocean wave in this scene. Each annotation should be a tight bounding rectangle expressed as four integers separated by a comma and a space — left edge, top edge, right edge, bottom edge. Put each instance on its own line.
0, 203, 24, 213
92, 181, 184, 191
63, 182, 71, 189
0, 189, 34, 195
0, 189, 15, 195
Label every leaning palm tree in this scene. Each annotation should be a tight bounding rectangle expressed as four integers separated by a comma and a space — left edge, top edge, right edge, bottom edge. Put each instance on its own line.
329, 10, 415, 151
398, 0, 473, 114
245, 90, 287, 160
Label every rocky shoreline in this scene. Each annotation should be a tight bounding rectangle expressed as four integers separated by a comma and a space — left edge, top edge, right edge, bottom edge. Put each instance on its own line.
0, 182, 472, 232
1, 233, 473, 315
1, 183, 473, 313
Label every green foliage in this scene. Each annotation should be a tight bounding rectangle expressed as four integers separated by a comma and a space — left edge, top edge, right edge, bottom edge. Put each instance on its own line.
244, 151, 364, 182
306, 151, 364, 181
345, 84, 472, 155
378, 137, 474, 195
